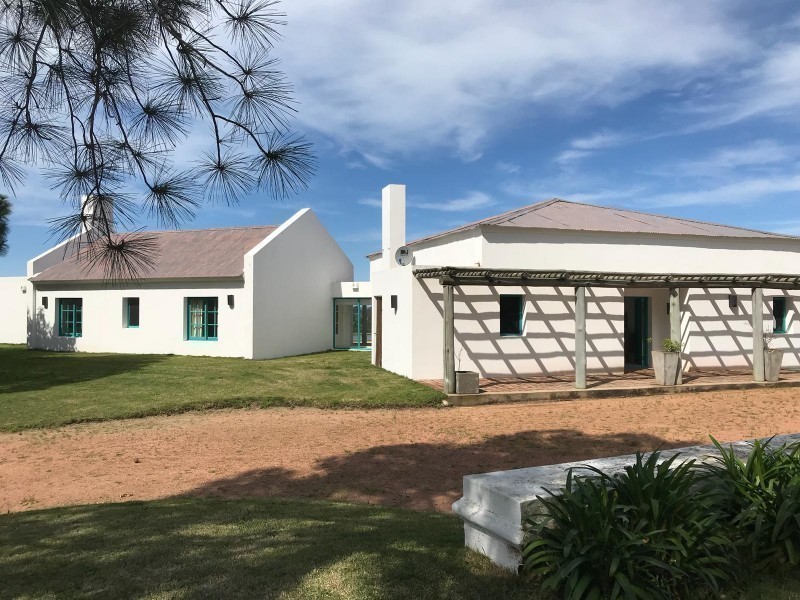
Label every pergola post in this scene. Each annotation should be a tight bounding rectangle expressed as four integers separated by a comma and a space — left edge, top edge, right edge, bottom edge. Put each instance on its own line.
575, 286, 587, 389
443, 284, 456, 394
752, 288, 765, 382
669, 288, 682, 385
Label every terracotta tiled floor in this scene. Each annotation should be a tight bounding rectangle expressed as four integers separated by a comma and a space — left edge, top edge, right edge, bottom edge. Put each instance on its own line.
421, 368, 800, 394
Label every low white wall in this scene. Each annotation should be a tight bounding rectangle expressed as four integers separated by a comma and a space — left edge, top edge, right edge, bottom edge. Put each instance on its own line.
0, 277, 29, 344
29, 281, 251, 357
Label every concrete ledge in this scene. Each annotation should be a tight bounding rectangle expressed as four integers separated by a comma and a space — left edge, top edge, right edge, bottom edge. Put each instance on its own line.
447, 378, 800, 406
452, 433, 800, 571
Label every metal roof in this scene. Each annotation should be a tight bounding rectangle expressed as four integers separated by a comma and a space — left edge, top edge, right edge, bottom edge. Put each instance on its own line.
414, 267, 800, 289
31, 226, 277, 282
368, 199, 796, 257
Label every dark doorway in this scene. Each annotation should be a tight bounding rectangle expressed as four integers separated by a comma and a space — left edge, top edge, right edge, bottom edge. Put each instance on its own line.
624, 296, 650, 368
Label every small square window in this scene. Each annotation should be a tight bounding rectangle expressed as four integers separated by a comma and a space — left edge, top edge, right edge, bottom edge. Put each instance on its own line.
773, 297, 788, 334
500, 295, 524, 336
124, 298, 140, 328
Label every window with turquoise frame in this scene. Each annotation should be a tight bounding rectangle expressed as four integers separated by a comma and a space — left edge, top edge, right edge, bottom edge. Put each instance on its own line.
187, 297, 218, 340
499, 295, 524, 336
58, 298, 83, 337
124, 297, 140, 328
773, 297, 788, 334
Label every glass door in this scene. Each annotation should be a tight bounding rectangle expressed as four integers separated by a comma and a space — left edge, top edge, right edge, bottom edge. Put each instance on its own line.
333, 298, 373, 350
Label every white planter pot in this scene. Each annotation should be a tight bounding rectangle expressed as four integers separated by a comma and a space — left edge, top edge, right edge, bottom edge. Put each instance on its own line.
456, 371, 480, 395
765, 349, 784, 382
651, 350, 681, 386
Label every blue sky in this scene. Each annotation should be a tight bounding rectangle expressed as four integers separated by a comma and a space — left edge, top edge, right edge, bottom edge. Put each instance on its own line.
4, 0, 800, 280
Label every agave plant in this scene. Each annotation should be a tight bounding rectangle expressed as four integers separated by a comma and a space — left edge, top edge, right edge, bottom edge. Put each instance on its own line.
523, 451, 735, 600
701, 437, 800, 570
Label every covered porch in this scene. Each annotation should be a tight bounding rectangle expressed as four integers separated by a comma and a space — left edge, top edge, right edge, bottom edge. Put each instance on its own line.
414, 267, 800, 396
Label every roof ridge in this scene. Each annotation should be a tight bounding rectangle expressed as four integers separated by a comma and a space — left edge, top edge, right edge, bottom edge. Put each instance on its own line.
116, 225, 278, 235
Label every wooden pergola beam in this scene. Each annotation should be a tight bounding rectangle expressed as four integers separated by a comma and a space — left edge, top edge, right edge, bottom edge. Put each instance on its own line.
416, 267, 800, 290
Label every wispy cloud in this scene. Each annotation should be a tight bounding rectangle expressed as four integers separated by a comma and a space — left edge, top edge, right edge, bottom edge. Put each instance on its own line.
495, 161, 521, 174
358, 197, 382, 208
282, 0, 748, 162
412, 191, 494, 212
556, 130, 635, 165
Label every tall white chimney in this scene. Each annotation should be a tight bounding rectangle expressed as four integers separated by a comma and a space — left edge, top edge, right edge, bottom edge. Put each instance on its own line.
382, 184, 406, 269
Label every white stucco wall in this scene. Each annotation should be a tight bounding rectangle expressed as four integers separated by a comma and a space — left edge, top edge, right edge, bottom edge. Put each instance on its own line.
370, 224, 800, 380
481, 227, 800, 274
249, 209, 353, 359
28, 280, 251, 357
0, 277, 30, 344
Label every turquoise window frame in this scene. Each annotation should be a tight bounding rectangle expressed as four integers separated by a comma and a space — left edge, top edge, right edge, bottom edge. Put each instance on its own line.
125, 297, 140, 328
773, 297, 788, 334
57, 298, 83, 338
499, 294, 524, 336
332, 298, 372, 350
186, 297, 219, 341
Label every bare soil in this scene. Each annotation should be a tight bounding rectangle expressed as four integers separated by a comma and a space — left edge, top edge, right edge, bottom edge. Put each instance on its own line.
2, 387, 800, 513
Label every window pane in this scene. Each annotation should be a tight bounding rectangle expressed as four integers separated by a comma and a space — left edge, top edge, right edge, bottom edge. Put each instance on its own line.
774, 297, 787, 333
500, 295, 523, 335
187, 297, 218, 340
128, 298, 140, 327
58, 299, 82, 337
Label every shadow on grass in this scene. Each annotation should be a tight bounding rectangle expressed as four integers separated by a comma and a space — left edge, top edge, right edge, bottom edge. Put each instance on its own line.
0, 345, 163, 395
0, 498, 539, 600
184, 429, 701, 511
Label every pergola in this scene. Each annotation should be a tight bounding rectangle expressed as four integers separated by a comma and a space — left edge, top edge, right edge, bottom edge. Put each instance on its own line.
413, 267, 800, 394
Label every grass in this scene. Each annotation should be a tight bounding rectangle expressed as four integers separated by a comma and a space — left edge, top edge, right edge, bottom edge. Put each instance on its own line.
0, 344, 445, 431
1, 498, 799, 600
0, 498, 536, 600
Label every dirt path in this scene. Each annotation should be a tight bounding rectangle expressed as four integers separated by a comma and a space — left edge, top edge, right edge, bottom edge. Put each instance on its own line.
2, 387, 800, 513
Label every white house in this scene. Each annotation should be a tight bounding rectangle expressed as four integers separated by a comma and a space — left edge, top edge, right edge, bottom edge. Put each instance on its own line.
3, 207, 368, 359
3, 184, 800, 389
369, 185, 800, 390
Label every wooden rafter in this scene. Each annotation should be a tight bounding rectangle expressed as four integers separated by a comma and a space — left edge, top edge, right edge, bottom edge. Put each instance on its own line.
413, 267, 800, 289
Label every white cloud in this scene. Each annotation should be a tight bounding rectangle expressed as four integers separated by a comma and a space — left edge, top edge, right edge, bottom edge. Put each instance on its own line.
358, 197, 382, 208
650, 139, 800, 178
641, 175, 800, 208
495, 161, 521, 175
412, 191, 494, 212
281, 0, 749, 161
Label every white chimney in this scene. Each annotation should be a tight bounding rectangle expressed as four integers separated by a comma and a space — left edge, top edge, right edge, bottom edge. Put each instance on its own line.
382, 184, 406, 269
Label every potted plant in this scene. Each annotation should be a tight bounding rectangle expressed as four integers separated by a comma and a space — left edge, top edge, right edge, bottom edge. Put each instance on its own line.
454, 346, 480, 394
651, 338, 681, 386
763, 330, 784, 383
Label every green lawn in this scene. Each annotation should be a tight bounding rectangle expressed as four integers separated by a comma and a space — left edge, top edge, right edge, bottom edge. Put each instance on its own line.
0, 345, 444, 431
1, 498, 798, 600
0, 498, 535, 600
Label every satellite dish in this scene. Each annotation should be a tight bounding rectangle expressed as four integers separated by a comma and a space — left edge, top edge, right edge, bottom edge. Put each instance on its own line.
395, 245, 413, 266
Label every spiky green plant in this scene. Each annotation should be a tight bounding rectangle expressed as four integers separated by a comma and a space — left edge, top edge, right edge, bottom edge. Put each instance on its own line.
701, 437, 800, 570
523, 451, 735, 600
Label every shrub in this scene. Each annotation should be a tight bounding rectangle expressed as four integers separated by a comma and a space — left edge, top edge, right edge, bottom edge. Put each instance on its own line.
700, 437, 800, 570
662, 339, 681, 353
522, 451, 735, 599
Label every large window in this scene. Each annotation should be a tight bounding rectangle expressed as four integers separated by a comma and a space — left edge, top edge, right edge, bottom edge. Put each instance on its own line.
58, 298, 83, 338
187, 297, 218, 341
773, 297, 788, 334
499, 295, 524, 336
124, 297, 140, 328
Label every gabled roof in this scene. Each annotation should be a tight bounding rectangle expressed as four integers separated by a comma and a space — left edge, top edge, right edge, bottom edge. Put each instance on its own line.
368, 198, 796, 257
31, 225, 277, 282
